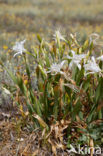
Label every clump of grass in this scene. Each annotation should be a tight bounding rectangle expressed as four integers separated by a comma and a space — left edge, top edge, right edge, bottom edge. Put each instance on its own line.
0, 31, 103, 155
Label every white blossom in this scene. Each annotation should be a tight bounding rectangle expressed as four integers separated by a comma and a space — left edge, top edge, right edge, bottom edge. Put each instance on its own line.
97, 55, 103, 61
67, 50, 87, 70
47, 60, 66, 75
13, 39, 26, 57
53, 30, 65, 42
84, 56, 101, 76
89, 33, 99, 45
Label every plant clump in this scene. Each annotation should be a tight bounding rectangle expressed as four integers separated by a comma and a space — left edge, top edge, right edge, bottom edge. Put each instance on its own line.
0, 31, 103, 155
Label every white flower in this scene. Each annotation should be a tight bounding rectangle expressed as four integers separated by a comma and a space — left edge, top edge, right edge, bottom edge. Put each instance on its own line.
89, 33, 99, 45
67, 50, 87, 70
53, 30, 65, 42
84, 56, 101, 76
47, 60, 66, 75
13, 39, 26, 57
97, 55, 103, 61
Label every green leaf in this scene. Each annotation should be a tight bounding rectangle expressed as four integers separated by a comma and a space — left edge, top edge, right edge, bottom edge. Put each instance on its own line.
4, 66, 17, 84
82, 40, 89, 51
37, 34, 42, 43
95, 77, 103, 103
72, 99, 81, 120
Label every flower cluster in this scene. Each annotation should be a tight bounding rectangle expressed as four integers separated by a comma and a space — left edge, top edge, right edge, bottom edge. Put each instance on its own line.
84, 56, 102, 76
12, 32, 103, 78
13, 39, 26, 57
47, 60, 66, 75
67, 50, 87, 70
